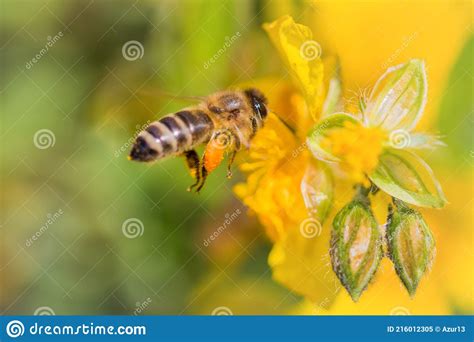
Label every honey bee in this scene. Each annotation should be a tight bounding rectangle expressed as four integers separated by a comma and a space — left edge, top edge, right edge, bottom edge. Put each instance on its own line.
128, 88, 268, 192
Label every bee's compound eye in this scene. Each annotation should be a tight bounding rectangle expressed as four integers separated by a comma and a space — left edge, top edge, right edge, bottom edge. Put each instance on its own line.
252, 98, 267, 119
254, 102, 261, 112
129, 136, 158, 162
244, 88, 268, 119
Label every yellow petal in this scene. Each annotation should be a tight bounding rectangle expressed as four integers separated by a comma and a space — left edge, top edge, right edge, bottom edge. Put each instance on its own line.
269, 218, 341, 304
263, 15, 325, 122
301, 161, 334, 225
236, 158, 309, 242
365, 59, 427, 131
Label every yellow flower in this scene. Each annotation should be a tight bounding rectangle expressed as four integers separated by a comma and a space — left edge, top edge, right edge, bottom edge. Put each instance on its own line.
234, 11, 460, 309
306, 57, 448, 300
235, 111, 307, 241
322, 121, 386, 184
308, 59, 447, 209
234, 16, 341, 303
263, 15, 325, 122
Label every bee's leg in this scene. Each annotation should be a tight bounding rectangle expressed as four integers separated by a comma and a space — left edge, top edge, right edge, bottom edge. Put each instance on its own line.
195, 163, 208, 193
226, 149, 237, 179
195, 133, 230, 193
226, 131, 241, 179
184, 150, 201, 192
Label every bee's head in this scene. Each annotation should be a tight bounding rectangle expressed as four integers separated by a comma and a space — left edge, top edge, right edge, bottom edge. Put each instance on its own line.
244, 88, 268, 120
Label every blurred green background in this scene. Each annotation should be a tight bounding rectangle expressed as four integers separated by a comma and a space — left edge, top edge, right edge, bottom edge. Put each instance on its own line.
1, 0, 472, 315
0, 0, 303, 315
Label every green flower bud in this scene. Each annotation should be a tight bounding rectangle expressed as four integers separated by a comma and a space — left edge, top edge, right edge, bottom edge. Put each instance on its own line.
387, 200, 435, 297
330, 195, 383, 301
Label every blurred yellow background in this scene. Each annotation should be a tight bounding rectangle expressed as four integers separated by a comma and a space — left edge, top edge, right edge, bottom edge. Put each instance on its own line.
1, 0, 472, 315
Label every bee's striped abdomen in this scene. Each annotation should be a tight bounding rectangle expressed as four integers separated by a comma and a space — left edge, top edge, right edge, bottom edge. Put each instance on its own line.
129, 110, 213, 162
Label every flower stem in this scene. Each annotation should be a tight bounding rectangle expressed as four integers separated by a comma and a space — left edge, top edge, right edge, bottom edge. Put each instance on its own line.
354, 184, 371, 205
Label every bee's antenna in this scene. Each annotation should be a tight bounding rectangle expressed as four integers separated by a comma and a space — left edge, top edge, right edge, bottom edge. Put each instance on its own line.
268, 109, 297, 135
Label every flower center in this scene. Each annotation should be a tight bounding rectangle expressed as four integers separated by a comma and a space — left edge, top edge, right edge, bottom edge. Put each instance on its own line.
322, 121, 386, 183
